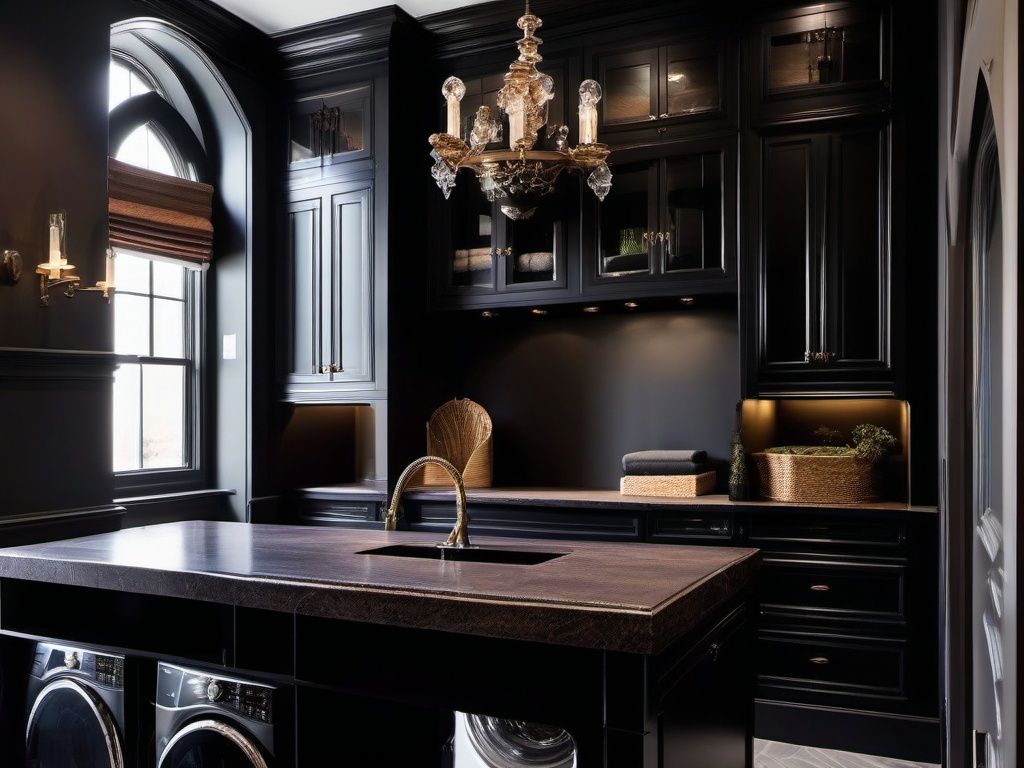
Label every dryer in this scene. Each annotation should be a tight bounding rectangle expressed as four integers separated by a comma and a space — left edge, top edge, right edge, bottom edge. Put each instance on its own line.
453, 711, 577, 768
25, 641, 127, 768
155, 662, 282, 768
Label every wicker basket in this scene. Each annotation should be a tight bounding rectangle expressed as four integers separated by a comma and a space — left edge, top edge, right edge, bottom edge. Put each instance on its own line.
422, 398, 493, 488
751, 452, 882, 503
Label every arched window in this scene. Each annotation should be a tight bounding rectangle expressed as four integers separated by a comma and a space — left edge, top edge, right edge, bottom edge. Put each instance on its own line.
109, 57, 207, 490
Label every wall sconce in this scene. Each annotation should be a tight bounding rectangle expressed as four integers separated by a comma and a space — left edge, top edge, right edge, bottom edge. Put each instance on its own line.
1, 249, 22, 284
36, 212, 115, 306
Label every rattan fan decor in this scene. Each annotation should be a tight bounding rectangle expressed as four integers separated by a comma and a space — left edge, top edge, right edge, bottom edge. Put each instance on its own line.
422, 398, 493, 488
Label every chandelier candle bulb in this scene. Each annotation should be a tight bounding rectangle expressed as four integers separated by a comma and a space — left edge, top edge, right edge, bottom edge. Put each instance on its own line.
442, 77, 465, 138
578, 80, 602, 144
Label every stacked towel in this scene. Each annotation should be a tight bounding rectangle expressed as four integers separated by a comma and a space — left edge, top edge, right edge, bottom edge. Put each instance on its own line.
452, 248, 492, 273
620, 449, 717, 497
622, 449, 709, 475
516, 251, 554, 273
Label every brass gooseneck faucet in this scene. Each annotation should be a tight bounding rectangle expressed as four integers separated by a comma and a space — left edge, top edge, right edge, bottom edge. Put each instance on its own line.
384, 456, 471, 548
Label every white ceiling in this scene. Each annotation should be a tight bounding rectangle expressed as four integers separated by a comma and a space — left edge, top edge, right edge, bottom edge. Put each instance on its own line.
209, 0, 496, 33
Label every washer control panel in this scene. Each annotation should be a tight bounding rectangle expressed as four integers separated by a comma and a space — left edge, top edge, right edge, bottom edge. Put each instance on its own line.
32, 643, 124, 689
157, 663, 273, 725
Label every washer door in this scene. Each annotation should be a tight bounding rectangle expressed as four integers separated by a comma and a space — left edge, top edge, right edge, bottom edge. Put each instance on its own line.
157, 719, 270, 768
462, 713, 576, 768
26, 678, 125, 768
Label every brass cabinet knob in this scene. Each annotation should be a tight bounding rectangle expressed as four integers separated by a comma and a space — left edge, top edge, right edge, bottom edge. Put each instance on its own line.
804, 351, 837, 363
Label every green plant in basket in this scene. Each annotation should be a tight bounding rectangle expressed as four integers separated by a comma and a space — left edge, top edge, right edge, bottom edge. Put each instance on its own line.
765, 423, 899, 465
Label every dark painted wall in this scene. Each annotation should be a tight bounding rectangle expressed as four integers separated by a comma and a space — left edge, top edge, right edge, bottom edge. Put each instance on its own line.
443, 306, 740, 489
0, 0, 277, 536
0, 0, 112, 352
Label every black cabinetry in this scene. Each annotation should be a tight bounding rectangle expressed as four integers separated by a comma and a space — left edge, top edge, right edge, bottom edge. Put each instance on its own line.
286, 177, 374, 395
337, 491, 937, 763
747, 122, 893, 395
582, 136, 737, 297
749, 3, 890, 126
594, 34, 736, 146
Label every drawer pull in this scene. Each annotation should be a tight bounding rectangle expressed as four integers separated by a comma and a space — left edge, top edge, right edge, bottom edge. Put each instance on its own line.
809, 656, 830, 665
810, 584, 830, 592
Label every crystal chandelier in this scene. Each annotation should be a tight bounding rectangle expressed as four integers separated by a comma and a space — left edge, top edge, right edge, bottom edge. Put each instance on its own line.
429, 2, 611, 220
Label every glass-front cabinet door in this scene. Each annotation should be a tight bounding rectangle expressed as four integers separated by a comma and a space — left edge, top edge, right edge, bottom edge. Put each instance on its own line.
288, 84, 371, 183
434, 175, 575, 308
595, 36, 735, 145
585, 136, 736, 296
751, 4, 890, 125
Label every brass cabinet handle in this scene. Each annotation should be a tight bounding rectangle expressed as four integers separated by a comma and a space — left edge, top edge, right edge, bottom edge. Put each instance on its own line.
321, 363, 341, 374
320, 364, 331, 374
659, 113, 669, 119
642, 231, 651, 242
809, 656, 830, 665
648, 114, 658, 121
804, 351, 837, 363
810, 584, 830, 592
503, 247, 512, 257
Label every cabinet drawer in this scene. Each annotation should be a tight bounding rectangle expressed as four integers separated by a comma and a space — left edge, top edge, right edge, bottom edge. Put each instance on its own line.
297, 501, 380, 527
760, 559, 905, 623
649, 512, 733, 543
757, 632, 905, 699
747, 514, 906, 550
406, 503, 642, 542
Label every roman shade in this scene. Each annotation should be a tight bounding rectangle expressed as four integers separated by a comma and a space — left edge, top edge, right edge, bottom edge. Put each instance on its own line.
108, 158, 214, 266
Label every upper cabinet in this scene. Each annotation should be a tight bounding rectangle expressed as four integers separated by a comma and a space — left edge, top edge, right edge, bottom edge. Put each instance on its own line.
281, 78, 381, 402
288, 85, 373, 185
750, 3, 890, 125
746, 122, 894, 396
286, 179, 374, 398
582, 135, 737, 297
594, 35, 737, 145
434, 176, 576, 309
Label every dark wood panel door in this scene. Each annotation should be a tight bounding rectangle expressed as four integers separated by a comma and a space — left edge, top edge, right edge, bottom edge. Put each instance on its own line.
751, 123, 892, 395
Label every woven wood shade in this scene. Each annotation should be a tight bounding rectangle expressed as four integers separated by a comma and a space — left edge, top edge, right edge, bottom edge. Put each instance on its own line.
108, 158, 214, 265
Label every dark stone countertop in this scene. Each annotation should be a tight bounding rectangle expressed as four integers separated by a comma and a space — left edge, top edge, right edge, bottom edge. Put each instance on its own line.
0, 521, 758, 655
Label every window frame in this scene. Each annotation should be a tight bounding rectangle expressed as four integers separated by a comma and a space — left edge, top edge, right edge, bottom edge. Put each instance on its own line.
109, 55, 211, 497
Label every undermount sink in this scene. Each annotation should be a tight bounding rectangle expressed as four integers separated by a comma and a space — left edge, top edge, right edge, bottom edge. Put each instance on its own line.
358, 544, 566, 566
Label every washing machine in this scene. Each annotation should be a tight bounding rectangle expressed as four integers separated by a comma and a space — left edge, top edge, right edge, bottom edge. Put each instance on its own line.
453, 711, 577, 768
24, 641, 127, 768
155, 662, 282, 768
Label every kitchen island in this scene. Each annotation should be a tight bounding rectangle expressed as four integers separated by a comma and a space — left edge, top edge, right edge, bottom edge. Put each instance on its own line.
0, 521, 759, 766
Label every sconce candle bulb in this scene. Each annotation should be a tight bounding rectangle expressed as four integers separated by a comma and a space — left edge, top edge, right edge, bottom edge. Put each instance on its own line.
36, 212, 114, 306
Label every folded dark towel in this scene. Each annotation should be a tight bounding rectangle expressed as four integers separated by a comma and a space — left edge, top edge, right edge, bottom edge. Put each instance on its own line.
622, 450, 709, 475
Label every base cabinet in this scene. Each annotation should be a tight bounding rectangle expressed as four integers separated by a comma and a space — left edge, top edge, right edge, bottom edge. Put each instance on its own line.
369, 495, 938, 763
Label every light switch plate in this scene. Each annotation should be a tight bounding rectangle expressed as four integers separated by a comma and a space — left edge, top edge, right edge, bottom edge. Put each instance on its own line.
222, 333, 237, 360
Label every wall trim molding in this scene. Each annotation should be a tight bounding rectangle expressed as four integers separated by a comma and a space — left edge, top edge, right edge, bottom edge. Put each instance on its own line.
274, 8, 413, 81
0, 348, 116, 382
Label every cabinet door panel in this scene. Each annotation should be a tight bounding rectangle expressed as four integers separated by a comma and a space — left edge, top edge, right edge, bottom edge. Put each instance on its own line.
665, 48, 720, 118
831, 128, 886, 366
289, 197, 323, 378
595, 161, 656, 278
664, 151, 723, 273
762, 136, 816, 366
600, 49, 657, 125
330, 187, 373, 383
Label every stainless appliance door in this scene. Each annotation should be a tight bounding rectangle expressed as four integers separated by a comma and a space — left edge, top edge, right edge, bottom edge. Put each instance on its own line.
25, 678, 125, 768
157, 719, 270, 768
